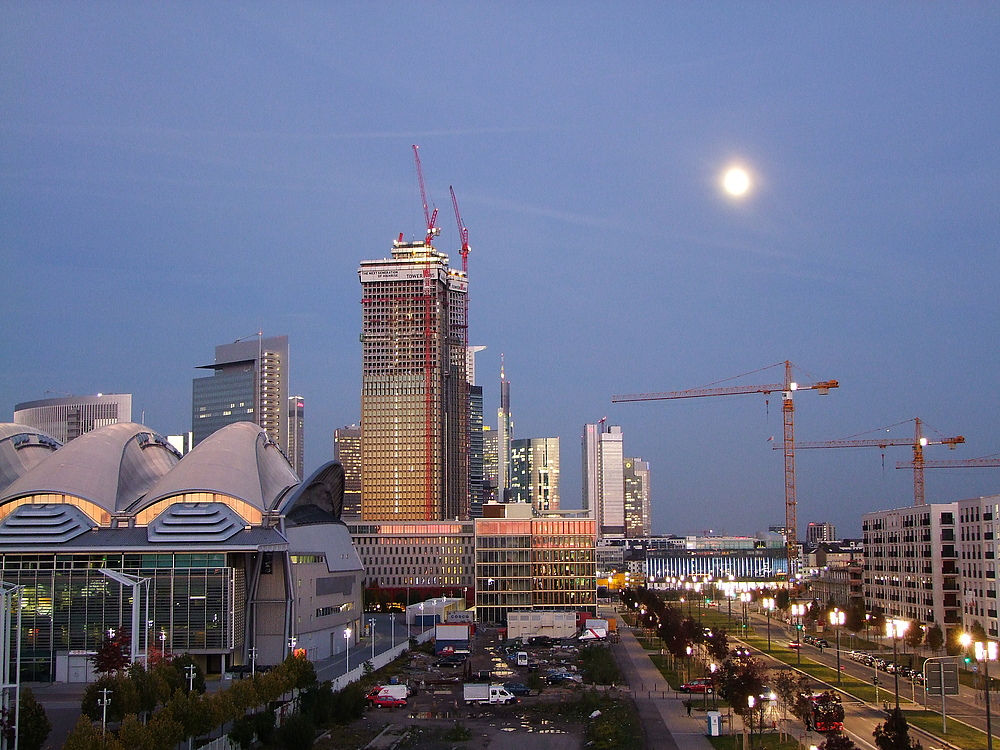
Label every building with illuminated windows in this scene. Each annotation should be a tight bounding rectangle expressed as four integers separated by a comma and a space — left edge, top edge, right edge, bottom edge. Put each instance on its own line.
347, 520, 475, 605
334, 425, 362, 519
623, 457, 651, 538
0, 421, 362, 683
287, 396, 305, 478
510, 437, 560, 512
475, 503, 596, 625
359, 240, 469, 521
582, 423, 625, 538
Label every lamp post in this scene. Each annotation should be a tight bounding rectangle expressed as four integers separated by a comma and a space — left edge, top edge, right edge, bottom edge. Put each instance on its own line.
391, 613, 396, 650
747, 694, 756, 749
344, 628, 352, 673
249, 647, 257, 677
962, 635, 997, 750
762, 598, 775, 651
98, 688, 112, 735
791, 603, 806, 665
686, 645, 693, 682
886, 619, 909, 710
740, 592, 751, 634
710, 662, 718, 709
829, 608, 845, 685
369, 617, 377, 662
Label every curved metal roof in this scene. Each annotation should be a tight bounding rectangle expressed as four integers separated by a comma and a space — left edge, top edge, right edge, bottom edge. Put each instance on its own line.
134, 422, 299, 514
0, 422, 180, 514
0, 424, 62, 495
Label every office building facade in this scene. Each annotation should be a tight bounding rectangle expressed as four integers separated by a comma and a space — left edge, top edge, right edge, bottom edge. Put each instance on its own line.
359, 240, 469, 521
334, 425, 362, 519
482, 426, 499, 507
498, 363, 512, 498
474, 504, 597, 625
582, 423, 625, 538
510, 437, 560, 512
624, 457, 651, 538
287, 396, 304, 478
192, 335, 290, 455
806, 521, 837, 544
348, 520, 475, 602
14, 394, 132, 444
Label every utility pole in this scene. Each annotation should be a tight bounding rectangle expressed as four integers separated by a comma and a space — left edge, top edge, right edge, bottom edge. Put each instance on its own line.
98, 688, 112, 735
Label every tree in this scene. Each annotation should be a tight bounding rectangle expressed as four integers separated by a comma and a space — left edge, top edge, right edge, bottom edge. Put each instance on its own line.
716, 655, 768, 745
17, 687, 52, 750
925, 623, 944, 653
905, 620, 924, 655
873, 707, 922, 750
274, 712, 315, 750
821, 734, 860, 750
845, 602, 867, 634
91, 633, 131, 676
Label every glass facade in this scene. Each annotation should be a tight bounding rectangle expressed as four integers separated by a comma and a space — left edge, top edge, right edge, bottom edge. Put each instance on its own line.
1, 552, 237, 681
475, 517, 597, 624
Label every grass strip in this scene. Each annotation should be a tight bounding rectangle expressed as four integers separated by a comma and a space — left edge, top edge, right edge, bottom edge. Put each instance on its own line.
904, 708, 998, 750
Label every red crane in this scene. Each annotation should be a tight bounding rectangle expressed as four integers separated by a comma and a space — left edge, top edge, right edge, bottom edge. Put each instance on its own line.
412, 145, 440, 246
788, 417, 964, 506
449, 186, 470, 275
613, 360, 838, 575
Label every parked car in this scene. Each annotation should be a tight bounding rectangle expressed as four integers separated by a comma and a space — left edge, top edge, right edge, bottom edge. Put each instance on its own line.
434, 654, 467, 668
679, 678, 713, 694
503, 682, 532, 696
545, 671, 583, 685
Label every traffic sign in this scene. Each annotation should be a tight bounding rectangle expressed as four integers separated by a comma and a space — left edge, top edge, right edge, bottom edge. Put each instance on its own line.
924, 658, 959, 696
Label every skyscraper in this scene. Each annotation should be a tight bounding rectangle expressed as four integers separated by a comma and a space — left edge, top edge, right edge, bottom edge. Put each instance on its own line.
468, 345, 487, 519
359, 239, 469, 520
582, 423, 625, 538
510, 437, 560, 512
14, 394, 132, 443
498, 359, 512, 499
482, 426, 499, 507
624, 457, 651, 537
191, 334, 289, 453
334, 425, 362, 518
287, 396, 305, 478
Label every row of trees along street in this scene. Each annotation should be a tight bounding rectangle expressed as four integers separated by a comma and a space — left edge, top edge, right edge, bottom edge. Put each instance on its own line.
619, 586, 924, 750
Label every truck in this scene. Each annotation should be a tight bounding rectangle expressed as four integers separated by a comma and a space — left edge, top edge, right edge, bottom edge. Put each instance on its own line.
801, 692, 844, 732
463, 683, 519, 705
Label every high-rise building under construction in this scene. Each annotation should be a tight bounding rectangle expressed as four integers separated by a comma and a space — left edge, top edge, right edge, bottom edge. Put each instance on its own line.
359, 239, 469, 520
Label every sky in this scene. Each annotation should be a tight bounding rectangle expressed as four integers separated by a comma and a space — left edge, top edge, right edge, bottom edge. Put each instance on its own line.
3, 3, 999, 538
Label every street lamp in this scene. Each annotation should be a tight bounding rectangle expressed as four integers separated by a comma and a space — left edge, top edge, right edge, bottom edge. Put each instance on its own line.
369, 617, 377, 662
747, 694, 756, 749
686, 644, 693, 682
962, 635, 997, 750
762, 598, 775, 651
791, 603, 806, 665
709, 662, 718, 709
390, 613, 396, 650
886, 619, 909, 709
740, 592, 751, 634
249, 647, 257, 677
344, 628, 352, 672
829, 608, 845, 685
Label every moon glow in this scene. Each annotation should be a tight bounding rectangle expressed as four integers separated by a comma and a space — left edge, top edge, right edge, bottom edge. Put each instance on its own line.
723, 167, 750, 196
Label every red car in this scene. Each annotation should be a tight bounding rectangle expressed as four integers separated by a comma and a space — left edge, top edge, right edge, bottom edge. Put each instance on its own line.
679, 678, 713, 693
788, 641, 802, 649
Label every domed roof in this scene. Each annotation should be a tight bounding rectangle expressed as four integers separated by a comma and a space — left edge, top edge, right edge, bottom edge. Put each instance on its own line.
0, 424, 62, 495
0, 422, 180, 514
134, 422, 299, 514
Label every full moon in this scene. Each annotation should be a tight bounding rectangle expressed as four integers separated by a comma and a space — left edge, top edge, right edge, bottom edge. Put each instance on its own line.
723, 167, 750, 196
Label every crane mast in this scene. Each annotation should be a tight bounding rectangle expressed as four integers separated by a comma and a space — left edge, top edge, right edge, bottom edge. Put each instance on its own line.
613, 360, 838, 577
412, 144, 439, 246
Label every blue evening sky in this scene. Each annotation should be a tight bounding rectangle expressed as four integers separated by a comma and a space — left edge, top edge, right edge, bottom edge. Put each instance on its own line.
3, 3, 998, 537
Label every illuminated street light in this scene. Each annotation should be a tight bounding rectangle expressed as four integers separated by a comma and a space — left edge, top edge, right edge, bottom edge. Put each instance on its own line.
344, 628, 352, 672
886, 619, 909, 709
829, 608, 845, 685
762, 598, 775, 651
791, 603, 807, 666
962, 634, 997, 750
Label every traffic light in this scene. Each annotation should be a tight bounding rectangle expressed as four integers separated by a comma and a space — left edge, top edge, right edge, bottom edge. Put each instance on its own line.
964, 655, 972, 664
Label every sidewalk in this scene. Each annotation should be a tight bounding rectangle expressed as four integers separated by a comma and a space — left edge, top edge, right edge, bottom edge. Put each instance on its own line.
610, 622, 716, 750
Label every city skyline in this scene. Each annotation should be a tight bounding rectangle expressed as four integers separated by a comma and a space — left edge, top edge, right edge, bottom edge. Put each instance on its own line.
3, 5, 999, 536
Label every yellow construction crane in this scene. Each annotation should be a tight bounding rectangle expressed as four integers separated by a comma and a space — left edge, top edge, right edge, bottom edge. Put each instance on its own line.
786, 417, 964, 506
613, 360, 838, 577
